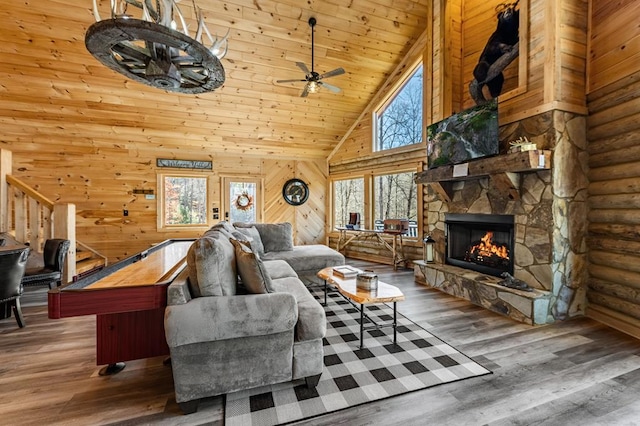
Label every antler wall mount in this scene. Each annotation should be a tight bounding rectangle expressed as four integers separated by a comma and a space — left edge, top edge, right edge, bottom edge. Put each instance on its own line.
276, 17, 346, 97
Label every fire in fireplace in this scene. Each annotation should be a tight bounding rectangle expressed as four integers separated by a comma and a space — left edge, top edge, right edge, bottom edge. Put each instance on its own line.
445, 213, 514, 277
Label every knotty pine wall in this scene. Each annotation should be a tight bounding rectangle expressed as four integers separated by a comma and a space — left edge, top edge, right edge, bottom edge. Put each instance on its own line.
6, 147, 326, 262
330, 0, 589, 167
585, 0, 640, 339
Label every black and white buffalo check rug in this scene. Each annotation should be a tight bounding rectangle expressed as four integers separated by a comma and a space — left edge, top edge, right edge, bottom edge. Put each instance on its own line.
225, 287, 491, 426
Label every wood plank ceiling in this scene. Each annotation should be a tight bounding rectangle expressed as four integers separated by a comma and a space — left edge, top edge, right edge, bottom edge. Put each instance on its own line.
0, 0, 430, 160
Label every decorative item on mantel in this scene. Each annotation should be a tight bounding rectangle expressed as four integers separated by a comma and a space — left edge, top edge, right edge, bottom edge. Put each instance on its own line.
86, 0, 229, 94
508, 137, 537, 153
422, 235, 435, 263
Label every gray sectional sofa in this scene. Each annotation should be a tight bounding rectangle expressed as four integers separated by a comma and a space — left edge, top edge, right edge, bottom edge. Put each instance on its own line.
164, 221, 345, 414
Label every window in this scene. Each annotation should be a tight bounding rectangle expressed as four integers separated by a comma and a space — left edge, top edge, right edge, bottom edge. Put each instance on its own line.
333, 178, 364, 228
160, 174, 208, 228
374, 63, 423, 151
373, 171, 417, 224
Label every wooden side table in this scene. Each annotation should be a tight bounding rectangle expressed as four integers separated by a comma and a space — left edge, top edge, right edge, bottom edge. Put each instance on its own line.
335, 228, 406, 270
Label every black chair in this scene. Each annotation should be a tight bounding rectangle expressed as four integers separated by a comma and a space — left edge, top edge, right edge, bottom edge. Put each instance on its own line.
21, 239, 70, 290
0, 247, 30, 328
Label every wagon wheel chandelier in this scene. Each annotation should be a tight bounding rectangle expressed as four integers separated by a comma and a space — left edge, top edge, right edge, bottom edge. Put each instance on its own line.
86, 0, 228, 94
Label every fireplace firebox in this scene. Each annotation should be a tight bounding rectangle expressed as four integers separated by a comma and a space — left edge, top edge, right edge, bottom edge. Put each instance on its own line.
445, 213, 514, 277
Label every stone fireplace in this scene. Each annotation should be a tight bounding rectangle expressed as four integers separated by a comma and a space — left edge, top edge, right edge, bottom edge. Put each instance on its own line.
414, 111, 589, 325
445, 213, 514, 277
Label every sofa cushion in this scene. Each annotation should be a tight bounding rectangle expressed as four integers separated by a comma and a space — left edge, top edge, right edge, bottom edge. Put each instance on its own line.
271, 276, 326, 342
231, 239, 274, 294
262, 259, 298, 280
262, 244, 345, 274
165, 292, 298, 347
187, 234, 237, 297
235, 222, 294, 253
233, 227, 265, 257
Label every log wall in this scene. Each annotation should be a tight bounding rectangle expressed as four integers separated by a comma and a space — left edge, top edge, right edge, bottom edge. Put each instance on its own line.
586, 0, 640, 338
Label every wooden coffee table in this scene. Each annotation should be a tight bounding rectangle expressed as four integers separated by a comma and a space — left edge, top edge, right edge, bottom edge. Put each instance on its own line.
317, 266, 405, 349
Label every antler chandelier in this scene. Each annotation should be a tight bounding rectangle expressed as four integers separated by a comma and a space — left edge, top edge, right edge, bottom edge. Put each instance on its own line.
86, 0, 228, 94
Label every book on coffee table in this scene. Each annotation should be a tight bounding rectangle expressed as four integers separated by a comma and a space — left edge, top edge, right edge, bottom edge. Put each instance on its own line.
333, 265, 359, 279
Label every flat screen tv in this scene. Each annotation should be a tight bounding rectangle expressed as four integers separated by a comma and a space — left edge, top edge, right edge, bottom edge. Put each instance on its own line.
427, 99, 499, 169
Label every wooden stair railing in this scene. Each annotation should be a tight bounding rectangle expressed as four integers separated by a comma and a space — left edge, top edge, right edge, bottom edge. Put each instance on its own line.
0, 149, 79, 283
76, 240, 108, 277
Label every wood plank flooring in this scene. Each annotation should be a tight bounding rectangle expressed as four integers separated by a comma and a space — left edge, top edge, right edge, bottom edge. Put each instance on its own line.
2, 259, 640, 425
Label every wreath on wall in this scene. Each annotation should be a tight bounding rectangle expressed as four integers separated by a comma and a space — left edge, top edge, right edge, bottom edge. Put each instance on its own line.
234, 191, 254, 211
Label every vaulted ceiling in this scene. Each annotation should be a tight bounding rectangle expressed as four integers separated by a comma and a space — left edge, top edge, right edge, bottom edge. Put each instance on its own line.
1, 1, 429, 160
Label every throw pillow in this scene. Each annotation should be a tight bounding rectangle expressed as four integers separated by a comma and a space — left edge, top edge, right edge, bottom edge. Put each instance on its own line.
258, 222, 294, 252
230, 239, 274, 294
233, 226, 265, 257
235, 222, 294, 253
187, 235, 237, 297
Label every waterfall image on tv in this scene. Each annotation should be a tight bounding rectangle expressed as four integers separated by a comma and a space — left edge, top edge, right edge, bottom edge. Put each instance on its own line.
427, 99, 499, 169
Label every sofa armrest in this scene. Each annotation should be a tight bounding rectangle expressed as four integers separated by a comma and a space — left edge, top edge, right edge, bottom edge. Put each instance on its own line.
167, 269, 192, 306
165, 292, 298, 347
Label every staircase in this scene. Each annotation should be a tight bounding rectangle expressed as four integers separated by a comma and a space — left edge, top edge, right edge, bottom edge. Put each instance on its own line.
75, 244, 107, 278
1, 149, 107, 282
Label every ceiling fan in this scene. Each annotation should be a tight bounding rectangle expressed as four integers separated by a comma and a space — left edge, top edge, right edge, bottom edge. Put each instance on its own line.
276, 17, 345, 97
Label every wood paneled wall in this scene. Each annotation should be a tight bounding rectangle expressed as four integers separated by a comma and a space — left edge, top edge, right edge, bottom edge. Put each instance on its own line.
3, 146, 325, 262
262, 158, 327, 245
588, 0, 640, 93
585, 1, 640, 339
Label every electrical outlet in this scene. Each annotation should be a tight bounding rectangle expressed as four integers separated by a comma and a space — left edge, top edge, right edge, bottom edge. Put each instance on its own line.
123, 209, 128, 216
213, 213, 219, 220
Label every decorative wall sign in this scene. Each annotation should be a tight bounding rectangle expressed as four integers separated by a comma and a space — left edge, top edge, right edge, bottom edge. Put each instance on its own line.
156, 159, 213, 170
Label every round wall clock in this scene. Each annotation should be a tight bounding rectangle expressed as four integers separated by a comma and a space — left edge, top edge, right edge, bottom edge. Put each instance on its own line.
282, 178, 309, 206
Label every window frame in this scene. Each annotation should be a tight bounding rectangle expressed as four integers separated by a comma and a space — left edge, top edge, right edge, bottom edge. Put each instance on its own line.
330, 164, 422, 241
331, 176, 367, 230
157, 171, 211, 232
373, 60, 425, 153
371, 169, 419, 234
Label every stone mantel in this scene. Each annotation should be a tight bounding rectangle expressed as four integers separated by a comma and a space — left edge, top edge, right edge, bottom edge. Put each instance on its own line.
414, 150, 552, 202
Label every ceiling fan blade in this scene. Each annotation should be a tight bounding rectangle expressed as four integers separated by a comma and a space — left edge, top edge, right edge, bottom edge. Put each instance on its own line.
276, 79, 306, 83
300, 83, 310, 98
319, 67, 345, 79
319, 81, 341, 93
296, 62, 310, 75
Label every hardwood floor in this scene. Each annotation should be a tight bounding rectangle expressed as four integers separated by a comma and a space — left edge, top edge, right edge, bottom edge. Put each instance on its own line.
2, 260, 640, 425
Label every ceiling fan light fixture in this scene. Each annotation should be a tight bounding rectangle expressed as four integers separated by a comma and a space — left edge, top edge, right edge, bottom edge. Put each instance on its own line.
86, 0, 228, 94
307, 81, 319, 93
275, 17, 345, 97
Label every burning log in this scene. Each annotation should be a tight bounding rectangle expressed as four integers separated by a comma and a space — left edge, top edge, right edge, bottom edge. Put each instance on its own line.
464, 231, 510, 269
